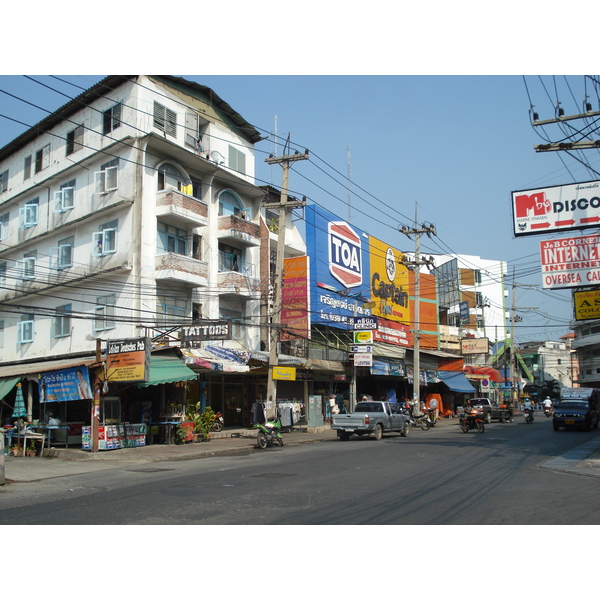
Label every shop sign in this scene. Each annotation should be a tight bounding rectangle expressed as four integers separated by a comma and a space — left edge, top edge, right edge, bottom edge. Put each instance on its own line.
349, 316, 378, 330
540, 233, 600, 289
39, 365, 94, 403
353, 330, 373, 344
461, 337, 489, 354
273, 366, 297, 381
354, 353, 373, 367
373, 317, 410, 347
512, 180, 600, 237
106, 337, 150, 382
574, 289, 600, 320
181, 321, 231, 347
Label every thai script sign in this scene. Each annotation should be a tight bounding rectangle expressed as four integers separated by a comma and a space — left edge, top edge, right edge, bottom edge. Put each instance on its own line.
39, 366, 94, 403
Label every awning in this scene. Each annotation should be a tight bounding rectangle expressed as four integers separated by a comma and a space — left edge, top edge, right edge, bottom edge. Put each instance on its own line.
463, 365, 503, 382
0, 356, 98, 379
0, 376, 20, 402
249, 351, 306, 366
181, 348, 250, 373
438, 370, 477, 393
305, 358, 345, 372
138, 355, 198, 387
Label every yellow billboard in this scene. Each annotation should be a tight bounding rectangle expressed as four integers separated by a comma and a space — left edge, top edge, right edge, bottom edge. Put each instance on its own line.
574, 289, 600, 321
368, 236, 410, 326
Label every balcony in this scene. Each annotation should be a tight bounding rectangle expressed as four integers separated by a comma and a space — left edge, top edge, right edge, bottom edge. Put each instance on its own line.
156, 190, 208, 228
155, 253, 208, 287
217, 214, 260, 246
217, 256, 260, 298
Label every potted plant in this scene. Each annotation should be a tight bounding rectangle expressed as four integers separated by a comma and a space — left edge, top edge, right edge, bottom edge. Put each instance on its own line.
26, 440, 36, 457
11, 444, 22, 456
198, 407, 216, 442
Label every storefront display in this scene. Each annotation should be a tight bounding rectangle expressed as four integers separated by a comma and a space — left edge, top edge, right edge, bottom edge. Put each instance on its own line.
82, 423, 146, 450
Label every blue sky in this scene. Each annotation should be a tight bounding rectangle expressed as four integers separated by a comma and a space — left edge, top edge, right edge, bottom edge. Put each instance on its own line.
2, 74, 597, 343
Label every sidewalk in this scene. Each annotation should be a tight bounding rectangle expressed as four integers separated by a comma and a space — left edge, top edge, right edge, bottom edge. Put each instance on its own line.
1, 425, 338, 483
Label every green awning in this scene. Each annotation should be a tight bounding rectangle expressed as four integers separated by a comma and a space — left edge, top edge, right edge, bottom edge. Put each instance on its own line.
138, 355, 197, 387
0, 376, 20, 402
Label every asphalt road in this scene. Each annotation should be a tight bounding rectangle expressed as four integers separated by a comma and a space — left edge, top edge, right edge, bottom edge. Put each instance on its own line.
1, 416, 599, 525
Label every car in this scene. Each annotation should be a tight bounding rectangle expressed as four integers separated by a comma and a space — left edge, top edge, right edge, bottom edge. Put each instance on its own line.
553, 399, 599, 431
464, 397, 513, 424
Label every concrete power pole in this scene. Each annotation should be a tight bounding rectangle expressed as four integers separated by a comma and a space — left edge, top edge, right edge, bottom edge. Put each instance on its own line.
401, 208, 436, 416
263, 145, 308, 418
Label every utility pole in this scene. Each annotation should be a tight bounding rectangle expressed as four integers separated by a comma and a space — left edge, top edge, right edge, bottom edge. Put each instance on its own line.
401, 207, 436, 416
508, 268, 537, 408
263, 142, 308, 418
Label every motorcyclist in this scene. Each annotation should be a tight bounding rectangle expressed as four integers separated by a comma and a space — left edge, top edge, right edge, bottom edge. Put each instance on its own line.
543, 397, 553, 411
523, 397, 534, 421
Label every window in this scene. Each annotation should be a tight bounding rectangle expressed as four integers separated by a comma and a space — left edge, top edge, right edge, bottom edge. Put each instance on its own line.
228, 145, 246, 174
103, 103, 122, 135
157, 163, 186, 192
95, 158, 119, 193
0, 169, 8, 193
21, 251, 36, 280
156, 295, 187, 325
0, 261, 7, 286
220, 307, 243, 340
0, 320, 4, 348
51, 236, 74, 269
66, 125, 83, 156
54, 179, 75, 212
153, 101, 177, 137
95, 295, 115, 331
93, 220, 118, 256
19, 198, 39, 228
0, 213, 8, 241
157, 222, 187, 255
218, 243, 242, 272
23, 155, 32, 180
34, 144, 50, 173
218, 190, 245, 217
53, 304, 72, 338
17, 314, 34, 344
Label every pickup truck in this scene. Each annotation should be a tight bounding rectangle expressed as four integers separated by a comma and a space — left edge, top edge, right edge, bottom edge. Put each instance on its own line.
331, 401, 410, 441
465, 398, 513, 424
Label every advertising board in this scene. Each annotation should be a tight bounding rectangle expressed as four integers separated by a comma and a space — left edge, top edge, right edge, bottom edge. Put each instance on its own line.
574, 289, 600, 321
539, 233, 600, 289
512, 180, 600, 237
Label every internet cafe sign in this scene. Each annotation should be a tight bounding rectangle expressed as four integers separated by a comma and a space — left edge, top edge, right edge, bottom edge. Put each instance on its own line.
181, 321, 231, 348
106, 337, 151, 382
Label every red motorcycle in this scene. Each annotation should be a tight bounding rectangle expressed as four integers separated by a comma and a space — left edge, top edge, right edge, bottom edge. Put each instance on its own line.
211, 411, 224, 432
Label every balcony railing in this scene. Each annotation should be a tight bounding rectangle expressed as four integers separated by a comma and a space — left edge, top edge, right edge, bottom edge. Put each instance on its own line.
156, 190, 208, 227
217, 214, 260, 246
155, 253, 208, 285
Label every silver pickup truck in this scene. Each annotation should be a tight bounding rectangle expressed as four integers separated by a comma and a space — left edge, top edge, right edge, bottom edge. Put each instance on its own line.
331, 400, 410, 440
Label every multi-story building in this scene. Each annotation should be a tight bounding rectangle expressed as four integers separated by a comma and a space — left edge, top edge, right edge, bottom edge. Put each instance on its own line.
431, 254, 508, 353
519, 339, 574, 390
0, 75, 298, 433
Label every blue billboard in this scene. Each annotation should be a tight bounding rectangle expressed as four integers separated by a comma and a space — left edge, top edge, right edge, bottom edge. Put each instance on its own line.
305, 204, 373, 328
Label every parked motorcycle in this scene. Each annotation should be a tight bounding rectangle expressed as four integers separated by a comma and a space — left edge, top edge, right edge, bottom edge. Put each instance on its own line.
524, 408, 534, 424
254, 416, 284, 449
422, 406, 437, 427
459, 408, 485, 433
401, 403, 430, 431
211, 411, 224, 432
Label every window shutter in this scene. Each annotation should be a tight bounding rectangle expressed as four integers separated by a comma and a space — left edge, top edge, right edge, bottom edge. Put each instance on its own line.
185, 112, 198, 148
154, 101, 165, 131
166, 108, 177, 137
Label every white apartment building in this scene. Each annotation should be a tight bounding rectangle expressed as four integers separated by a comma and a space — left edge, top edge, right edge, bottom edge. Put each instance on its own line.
0, 75, 270, 364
